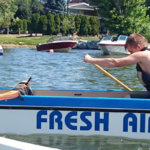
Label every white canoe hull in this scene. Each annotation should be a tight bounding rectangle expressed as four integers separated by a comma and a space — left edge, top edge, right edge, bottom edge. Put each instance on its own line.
0, 109, 149, 139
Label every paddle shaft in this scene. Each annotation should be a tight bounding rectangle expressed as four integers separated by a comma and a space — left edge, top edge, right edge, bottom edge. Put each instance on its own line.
94, 64, 133, 91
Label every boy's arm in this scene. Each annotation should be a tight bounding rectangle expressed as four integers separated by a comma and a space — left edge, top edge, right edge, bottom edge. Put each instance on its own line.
84, 53, 142, 68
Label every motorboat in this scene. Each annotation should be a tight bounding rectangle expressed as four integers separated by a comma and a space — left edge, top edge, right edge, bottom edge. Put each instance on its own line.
98, 35, 129, 55
0, 45, 3, 55
36, 40, 78, 52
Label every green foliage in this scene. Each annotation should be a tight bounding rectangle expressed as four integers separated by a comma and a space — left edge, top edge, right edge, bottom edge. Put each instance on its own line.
14, 0, 43, 20
79, 16, 91, 35
47, 13, 55, 35
31, 0, 44, 14
22, 19, 28, 33
30, 13, 40, 34
11, 18, 27, 33
59, 14, 65, 34
14, 0, 32, 19
11, 18, 20, 33
74, 15, 81, 33
44, 0, 67, 14
0, 0, 101, 36
60, 17, 69, 35
19, 20, 23, 33
59, 14, 75, 35
54, 15, 60, 34
68, 15, 75, 35
39, 15, 48, 34
89, 16, 100, 35
0, 0, 17, 29
90, 0, 149, 35
140, 23, 150, 42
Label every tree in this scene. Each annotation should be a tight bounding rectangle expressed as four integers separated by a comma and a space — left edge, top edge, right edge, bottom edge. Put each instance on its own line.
79, 16, 91, 35
74, 15, 81, 34
90, 0, 149, 35
0, 0, 17, 34
11, 18, 28, 34
54, 14, 60, 34
14, 0, 43, 20
30, 13, 40, 35
47, 13, 55, 34
14, 0, 32, 19
67, 15, 75, 35
44, 0, 67, 14
31, 0, 44, 14
145, 0, 150, 15
59, 14, 65, 34
22, 19, 28, 33
39, 15, 48, 34
60, 15, 74, 35
11, 17, 21, 33
89, 16, 100, 35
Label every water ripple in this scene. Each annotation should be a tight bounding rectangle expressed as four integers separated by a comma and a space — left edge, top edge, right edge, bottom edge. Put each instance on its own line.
0, 48, 145, 91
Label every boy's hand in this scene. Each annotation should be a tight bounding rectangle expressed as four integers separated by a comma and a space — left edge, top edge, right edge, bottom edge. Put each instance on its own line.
84, 54, 92, 63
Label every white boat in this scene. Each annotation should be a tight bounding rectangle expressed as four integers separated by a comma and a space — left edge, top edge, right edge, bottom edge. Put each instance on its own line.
98, 35, 130, 55
0, 45, 3, 55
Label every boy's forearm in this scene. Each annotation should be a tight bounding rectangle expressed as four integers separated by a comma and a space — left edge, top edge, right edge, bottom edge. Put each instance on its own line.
88, 58, 117, 68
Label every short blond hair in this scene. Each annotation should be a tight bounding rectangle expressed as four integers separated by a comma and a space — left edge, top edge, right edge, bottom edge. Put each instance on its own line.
125, 33, 148, 49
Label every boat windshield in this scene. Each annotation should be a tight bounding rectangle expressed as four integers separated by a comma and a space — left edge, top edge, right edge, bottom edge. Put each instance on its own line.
118, 35, 128, 41
102, 36, 112, 41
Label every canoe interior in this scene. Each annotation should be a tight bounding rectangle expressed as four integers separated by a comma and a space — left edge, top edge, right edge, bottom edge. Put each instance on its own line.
0, 89, 149, 98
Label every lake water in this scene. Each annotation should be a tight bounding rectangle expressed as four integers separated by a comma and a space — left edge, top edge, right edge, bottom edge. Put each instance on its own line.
0, 48, 149, 150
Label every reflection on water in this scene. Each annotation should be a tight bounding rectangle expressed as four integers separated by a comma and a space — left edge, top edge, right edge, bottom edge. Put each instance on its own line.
2, 134, 150, 150
0, 48, 148, 149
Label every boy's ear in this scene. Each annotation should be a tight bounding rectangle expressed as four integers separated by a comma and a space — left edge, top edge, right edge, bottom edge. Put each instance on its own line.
137, 44, 143, 50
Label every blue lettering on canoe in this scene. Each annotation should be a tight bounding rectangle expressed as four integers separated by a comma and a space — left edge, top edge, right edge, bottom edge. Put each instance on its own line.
49, 111, 62, 130
123, 113, 150, 133
65, 111, 77, 130
36, 111, 109, 131
80, 112, 92, 130
140, 113, 145, 132
37, 110, 47, 129
95, 112, 109, 131
123, 113, 137, 132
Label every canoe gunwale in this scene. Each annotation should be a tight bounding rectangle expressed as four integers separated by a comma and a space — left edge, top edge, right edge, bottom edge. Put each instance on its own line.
0, 89, 150, 112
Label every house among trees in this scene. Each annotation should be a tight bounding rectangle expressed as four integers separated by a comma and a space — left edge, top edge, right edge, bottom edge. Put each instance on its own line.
68, 0, 97, 16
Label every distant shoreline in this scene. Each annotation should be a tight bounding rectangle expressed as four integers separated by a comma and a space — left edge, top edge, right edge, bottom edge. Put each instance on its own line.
1, 44, 36, 49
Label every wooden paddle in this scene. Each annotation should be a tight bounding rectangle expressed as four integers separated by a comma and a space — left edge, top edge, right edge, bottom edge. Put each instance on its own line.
93, 64, 133, 91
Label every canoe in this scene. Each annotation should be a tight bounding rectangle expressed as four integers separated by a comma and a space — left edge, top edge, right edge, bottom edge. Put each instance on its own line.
0, 85, 150, 139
